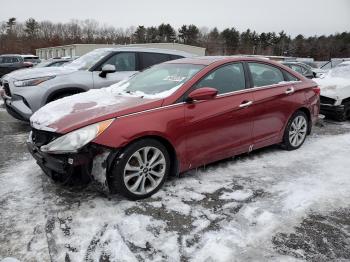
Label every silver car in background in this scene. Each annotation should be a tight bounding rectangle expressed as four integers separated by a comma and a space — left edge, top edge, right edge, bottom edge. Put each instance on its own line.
0, 47, 195, 121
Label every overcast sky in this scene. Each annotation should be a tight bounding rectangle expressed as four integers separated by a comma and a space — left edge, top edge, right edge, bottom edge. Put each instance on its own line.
2, 0, 350, 36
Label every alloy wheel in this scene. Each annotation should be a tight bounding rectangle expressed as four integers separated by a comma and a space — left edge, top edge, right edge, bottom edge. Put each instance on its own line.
289, 116, 307, 147
123, 146, 166, 195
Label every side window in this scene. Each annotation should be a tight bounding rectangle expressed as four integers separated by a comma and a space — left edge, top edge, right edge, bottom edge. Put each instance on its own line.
284, 70, 300, 81
248, 63, 284, 87
2, 57, 11, 63
195, 63, 246, 95
101, 52, 136, 71
140, 52, 171, 69
12, 57, 20, 63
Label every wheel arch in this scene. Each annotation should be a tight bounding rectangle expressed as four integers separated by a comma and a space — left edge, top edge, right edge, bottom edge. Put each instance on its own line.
46, 87, 86, 104
297, 107, 312, 134
119, 134, 180, 178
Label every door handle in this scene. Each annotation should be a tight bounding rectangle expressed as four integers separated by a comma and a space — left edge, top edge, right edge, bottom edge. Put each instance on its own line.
285, 87, 295, 95
239, 100, 253, 108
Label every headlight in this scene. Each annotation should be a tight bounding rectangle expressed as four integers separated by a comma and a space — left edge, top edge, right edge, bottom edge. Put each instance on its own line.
14, 76, 55, 87
40, 119, 114, 154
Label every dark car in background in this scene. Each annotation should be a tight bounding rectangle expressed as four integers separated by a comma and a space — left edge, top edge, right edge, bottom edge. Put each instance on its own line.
0, 54, 40, 77
282, 62, 315, 79
21, 54, 41, 65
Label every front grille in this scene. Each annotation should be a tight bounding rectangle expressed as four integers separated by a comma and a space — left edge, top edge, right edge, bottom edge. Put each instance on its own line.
320, 96, 335, 105
3, 82, 11, 97
31, 129, 59, 147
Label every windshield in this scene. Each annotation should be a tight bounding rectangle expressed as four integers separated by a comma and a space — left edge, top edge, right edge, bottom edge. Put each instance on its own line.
108, 63, 204, 99
64, 49, 112, 70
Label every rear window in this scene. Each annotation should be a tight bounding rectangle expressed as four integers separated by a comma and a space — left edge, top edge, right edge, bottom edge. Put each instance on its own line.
23, 57, 40, 63
140, 52, 172, 69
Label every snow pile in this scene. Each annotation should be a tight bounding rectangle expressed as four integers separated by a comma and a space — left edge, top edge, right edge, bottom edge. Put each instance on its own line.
219, 189, 253, 201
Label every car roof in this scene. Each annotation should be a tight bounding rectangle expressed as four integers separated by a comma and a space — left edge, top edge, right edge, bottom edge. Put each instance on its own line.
282, 61, 309, 67
94, 47, 196, 58
282, 61, 302, 64
165, 56, 277, 66
0, 54, 21, 57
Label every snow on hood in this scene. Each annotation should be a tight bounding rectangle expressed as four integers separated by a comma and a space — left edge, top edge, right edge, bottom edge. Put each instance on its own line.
4, 66, 76, 80
30, 80, 182, 132
313, 66, 350, 100
105, 80, 184, 99
30, 89, 134, 132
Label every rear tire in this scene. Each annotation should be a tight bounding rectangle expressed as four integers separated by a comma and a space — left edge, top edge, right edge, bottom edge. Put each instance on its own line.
282, 111, 309, 151
108, 139, 170, 200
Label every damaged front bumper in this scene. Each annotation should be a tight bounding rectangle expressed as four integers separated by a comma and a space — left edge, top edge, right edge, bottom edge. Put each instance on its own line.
27, 136, 117, 188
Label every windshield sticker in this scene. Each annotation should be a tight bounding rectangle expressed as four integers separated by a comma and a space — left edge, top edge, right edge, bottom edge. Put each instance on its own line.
163, 76, 186, 82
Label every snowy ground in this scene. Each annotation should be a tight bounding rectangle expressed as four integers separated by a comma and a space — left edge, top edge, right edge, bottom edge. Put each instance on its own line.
1, 107, 350, 261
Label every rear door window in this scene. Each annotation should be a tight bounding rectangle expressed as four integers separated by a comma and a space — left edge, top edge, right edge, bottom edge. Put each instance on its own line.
248, 63, 284, 87
101, 52, 136, 71
195, 63, 246, 95
140, 52, 172, 69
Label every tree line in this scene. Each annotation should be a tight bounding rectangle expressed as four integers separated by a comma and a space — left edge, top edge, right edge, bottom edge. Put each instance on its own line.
1, 17, 349, 61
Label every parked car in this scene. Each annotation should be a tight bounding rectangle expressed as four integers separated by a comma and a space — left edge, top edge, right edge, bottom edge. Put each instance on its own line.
313, 65, 350, 121
0, 47, 195, 121
21, 54, 41, 65
35, 58, 73, 68
0, 54, 35, 77
27, 56, 320, 200
281, 61, 315, 78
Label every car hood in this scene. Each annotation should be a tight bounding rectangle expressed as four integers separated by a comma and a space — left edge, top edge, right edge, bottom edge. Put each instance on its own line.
30, 88, 163, 134
4, 66, 76, 80
314, 77, 350, 101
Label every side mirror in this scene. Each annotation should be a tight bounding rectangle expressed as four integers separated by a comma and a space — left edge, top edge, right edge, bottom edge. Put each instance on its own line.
99, 64, 116, 78
187, 87, 218, 102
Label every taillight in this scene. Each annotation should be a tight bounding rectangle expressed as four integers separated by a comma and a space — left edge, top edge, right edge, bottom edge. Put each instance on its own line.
313, 86, 320, 95
23, 62, 33, 67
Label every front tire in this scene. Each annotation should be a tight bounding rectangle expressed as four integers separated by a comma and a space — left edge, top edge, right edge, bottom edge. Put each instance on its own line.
282, 111, 309, 151
109, 139, 170, 200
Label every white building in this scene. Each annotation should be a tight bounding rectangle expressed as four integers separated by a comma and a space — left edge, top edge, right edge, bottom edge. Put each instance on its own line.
36, 43, 206, 60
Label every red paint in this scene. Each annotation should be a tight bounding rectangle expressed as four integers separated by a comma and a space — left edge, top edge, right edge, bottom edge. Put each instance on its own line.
51, 57, 320, 173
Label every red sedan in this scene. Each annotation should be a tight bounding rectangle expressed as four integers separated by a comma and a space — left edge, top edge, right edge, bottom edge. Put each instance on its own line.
28, 56, 320, 200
